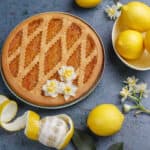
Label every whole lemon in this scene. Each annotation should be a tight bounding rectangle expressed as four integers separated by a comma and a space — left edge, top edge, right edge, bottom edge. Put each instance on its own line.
75, 0, 102, 8
119, 1, 150, 32
87, 104, 124, 136
144, 31, 150, 53
116, 30, 144, 60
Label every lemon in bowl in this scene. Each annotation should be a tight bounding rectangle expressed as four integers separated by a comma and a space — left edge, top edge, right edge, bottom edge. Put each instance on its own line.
115, 30, 144, 60
87, 104, 124, 136
112, 1, 150, 71
112, 18, 150, 71
144, 31, 150, 53
119, 1, 150, 32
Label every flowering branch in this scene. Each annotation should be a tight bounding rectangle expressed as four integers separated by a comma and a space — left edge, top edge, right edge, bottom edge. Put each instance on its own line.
120, 76, 150, 115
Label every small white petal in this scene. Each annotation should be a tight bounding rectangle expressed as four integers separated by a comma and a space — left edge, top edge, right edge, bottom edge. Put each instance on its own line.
42, 85, 47, 91
46, 80, 51, 84
51, 93, 58, 98
64, 95, 70, 100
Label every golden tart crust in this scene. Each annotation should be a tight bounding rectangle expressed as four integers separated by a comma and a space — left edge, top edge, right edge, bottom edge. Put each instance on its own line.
1, 12, 104, 107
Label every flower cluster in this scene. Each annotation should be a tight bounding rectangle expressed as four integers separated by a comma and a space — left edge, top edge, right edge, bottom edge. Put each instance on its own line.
120, 76, 150, 115
105, 2, 122, 20
42, 66, 78, 100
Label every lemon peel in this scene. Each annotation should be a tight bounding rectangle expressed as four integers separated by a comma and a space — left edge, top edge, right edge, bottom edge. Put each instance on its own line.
0, 95, 74, 149
1, 112, 26, 131
57, 114, 74, 150
38, 114, 74, 150
0, 100, 17, 125
0, 95, 9, 104
24, 111, 40, 140
1, 110, 40, 140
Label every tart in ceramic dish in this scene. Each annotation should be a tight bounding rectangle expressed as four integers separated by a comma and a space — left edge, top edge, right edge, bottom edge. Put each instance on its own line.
1, 12, 104, 107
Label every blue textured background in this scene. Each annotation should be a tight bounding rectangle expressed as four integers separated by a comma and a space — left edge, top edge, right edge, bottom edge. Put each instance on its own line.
0, 0, 150, 149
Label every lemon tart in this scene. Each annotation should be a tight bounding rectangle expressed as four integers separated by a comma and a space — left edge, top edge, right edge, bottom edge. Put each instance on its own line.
1, 12, 104, 107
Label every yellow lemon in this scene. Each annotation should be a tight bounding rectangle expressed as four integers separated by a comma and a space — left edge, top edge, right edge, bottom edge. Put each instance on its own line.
87, 104, 124, 136
116, 30, 144, 60
119, 1, 150, 32
75, 0, 102, 8
144, 30, 150, 53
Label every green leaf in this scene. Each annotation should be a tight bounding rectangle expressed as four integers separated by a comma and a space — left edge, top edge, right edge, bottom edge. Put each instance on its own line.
72, 129, 96, 150
108, 142, 124, 150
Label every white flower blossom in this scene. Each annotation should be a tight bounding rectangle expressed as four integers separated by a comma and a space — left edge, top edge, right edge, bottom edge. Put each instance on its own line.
42, 80, 60, 97
136, 83, 149, 98
59, 82, 78, 100
58, 66, 77, 82
124, 76, 138, 88
120, 76, 150, 115
120, 86, 131, 102
105, 4, 121, 20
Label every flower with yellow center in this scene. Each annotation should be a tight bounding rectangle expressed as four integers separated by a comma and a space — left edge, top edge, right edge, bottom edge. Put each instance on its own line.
42, 80, 59, 97
105, 3, 122, 20
59, 82, 78, 100
58, 66, 77, 82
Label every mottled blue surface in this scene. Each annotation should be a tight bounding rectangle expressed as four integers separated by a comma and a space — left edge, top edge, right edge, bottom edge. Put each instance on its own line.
0, 0, 150, 150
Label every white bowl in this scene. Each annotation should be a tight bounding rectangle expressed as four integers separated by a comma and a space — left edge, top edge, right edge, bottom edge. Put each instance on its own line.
112, 18, 150, 71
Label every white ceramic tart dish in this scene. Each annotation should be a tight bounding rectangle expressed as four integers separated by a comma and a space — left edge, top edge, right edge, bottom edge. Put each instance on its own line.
1, 12, 105, 109
112, 18, 150, 71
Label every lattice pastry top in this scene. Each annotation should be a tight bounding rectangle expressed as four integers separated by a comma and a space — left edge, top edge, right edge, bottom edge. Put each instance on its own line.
1, 12, 104, 107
